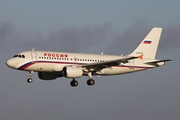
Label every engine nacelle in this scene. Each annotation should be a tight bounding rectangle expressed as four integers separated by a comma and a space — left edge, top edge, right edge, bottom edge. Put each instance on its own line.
63, 66, 83, 78
52, 64, 63, 72
38, 72, 57, 80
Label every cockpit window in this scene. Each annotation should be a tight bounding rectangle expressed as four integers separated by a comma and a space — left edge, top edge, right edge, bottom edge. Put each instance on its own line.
13, 55, 18, 58
13, 55, 25, 58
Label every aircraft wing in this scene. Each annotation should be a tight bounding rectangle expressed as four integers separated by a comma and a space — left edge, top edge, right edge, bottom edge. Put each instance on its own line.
82, 56, 138, 70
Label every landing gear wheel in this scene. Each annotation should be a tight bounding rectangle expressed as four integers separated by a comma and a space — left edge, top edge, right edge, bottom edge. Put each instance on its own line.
27, 78, 33, 83
87, 79, 95, 86
70, 79, 78, 87
27, 71, 34, 83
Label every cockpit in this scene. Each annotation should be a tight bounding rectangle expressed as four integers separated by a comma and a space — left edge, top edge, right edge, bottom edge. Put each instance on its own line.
13, 55, 25, 58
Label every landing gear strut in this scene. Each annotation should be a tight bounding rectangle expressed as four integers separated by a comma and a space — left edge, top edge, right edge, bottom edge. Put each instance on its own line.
70, 79, 78, 87
87, 72, 95, 86
27, 71, 33, 83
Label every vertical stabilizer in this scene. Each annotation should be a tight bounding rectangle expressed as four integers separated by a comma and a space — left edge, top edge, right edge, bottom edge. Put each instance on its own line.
129, 27, 162, 59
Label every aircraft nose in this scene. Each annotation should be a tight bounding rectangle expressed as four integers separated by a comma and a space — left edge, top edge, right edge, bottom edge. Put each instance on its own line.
6, 59, 17, 68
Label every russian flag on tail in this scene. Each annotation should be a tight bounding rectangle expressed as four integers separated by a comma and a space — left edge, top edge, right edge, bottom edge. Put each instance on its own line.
143, 40, 152, 44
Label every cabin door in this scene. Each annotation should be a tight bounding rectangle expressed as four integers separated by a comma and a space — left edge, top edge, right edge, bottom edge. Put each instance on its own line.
31, 51, 37, 63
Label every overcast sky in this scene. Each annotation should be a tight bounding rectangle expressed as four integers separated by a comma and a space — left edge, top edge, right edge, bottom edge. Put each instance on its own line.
1, 0, 180, 120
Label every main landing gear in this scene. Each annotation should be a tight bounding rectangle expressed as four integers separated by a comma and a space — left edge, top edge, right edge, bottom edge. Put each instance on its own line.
70, 79, 78, 87
27, 71, 33, 83
70, 78, 95, 87
87, 79, 95, 86
87, 72, 95, 86
70, 72, 95, 87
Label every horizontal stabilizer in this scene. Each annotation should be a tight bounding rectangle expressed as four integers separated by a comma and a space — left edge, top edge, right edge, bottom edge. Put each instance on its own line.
145, 59, 172, 65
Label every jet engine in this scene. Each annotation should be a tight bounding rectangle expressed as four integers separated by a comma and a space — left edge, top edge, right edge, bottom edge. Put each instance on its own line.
52, 64, 63, 72
63, 66, 83, 78
38, 72, 57, 80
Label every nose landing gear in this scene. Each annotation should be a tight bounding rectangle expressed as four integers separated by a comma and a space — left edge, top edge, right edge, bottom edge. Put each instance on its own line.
27, 71, 33, 83
27, 78, 33, 83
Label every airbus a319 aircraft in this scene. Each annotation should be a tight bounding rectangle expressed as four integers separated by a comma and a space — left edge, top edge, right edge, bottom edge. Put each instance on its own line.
6, 28, 171, 87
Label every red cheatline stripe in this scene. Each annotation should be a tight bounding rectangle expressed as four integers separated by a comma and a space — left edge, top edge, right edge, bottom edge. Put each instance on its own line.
18, 61, 153, 70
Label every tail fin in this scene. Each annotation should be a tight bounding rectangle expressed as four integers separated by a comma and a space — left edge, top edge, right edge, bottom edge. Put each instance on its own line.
129, 27, 162, 59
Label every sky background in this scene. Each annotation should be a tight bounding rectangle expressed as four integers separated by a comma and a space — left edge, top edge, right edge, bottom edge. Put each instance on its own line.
1, 0, 180, 120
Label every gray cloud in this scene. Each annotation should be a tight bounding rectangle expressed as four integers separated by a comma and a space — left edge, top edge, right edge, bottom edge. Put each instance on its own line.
1, 20, 180, 55
104, 18, 152, 54
0, 22, 112, 53
104, 19, 180, 55
160, 26, 180, 50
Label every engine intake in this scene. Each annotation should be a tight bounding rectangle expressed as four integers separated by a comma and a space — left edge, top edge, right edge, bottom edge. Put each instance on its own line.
63, 66, 83, 78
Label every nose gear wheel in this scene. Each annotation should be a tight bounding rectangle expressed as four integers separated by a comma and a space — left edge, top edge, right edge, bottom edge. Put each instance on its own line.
27, 71, 33, 83
27, 78, 33, 83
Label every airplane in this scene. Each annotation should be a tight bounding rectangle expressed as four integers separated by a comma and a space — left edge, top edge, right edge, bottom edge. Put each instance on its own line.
6, 27, 171, 87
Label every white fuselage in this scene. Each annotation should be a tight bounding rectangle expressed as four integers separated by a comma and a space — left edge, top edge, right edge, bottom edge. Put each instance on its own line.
6, 50, 158, 76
